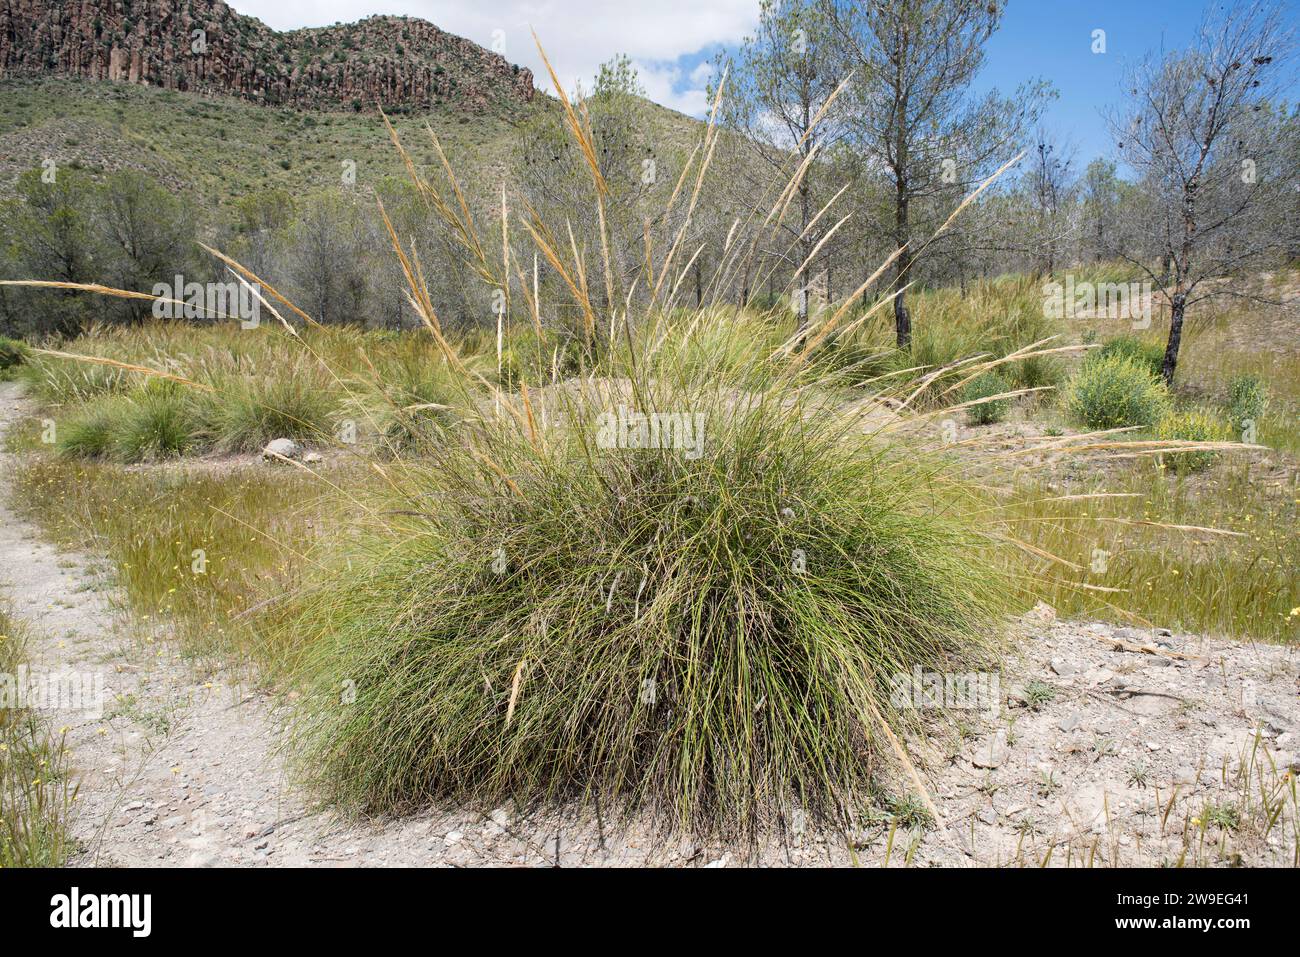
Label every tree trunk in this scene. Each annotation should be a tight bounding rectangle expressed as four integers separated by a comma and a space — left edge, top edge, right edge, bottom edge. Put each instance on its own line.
1161, 293, 1185, 385
893, 180, 911, 349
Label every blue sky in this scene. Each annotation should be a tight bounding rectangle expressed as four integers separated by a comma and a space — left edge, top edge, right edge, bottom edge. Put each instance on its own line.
237, 0, 1297, 162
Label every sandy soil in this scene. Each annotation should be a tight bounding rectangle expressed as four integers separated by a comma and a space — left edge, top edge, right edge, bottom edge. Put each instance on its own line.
1, 380, 1295, 867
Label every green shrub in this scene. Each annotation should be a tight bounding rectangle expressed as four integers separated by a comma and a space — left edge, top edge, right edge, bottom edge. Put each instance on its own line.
1091, 335, 1165, 380
1157, 409, 1227, 474
282, 378, 1008, 837
961, 371, 1014, 425
1225, 373, 1268, 433
1065, 356, 1171, 431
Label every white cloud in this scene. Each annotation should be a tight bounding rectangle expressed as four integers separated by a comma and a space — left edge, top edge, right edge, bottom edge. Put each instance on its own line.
689, 61, 715, 87
231, 1, 756, 115
635, 61, 709, 117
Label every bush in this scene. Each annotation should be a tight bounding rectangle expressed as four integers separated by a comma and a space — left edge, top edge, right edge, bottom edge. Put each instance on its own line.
1091, 335, 1165, 380
1157, 409, 1227, 474
282, 377, 1008, 837
1065, 356, 1171, 431
961, 371, 1014, 425
1225, 373, 1268, 433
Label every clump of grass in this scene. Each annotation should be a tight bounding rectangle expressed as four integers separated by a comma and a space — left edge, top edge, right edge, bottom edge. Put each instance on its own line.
56, 399, 122, 460
1091, 335, 1165, 381
109, 384, 197, 462
1156, 409, 1227, 474
22, 351, 130, 404
961, 371, 1014, 425
0, 336, 28, 380
56, 384, 197, 463
0, 604, 77, 866
197, 363, 337, 453
1065, 355, 1171, 431
359, 351, 465, 455
1225, 372, 1268, 433
1022, 680, 1056, 709
1200, 801, 1241, 831
282, 370, 1011, 837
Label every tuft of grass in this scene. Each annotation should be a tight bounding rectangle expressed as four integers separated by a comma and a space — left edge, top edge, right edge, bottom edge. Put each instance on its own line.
55, 400, 121, 460
1156, 409, 1227, 475
1225, 373, 1269, 434
1022, 680, 1056, 710
196, 363, 338, 453
0, 336, 29, 380
109, 385, 197, 462
0, 604, 77, 866
961, 371, 1014, 425
1065, 355, 1171, 431
281, 369, 1013, 837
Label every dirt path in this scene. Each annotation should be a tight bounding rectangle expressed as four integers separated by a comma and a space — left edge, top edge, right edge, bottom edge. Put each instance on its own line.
2, 380, 1296, 867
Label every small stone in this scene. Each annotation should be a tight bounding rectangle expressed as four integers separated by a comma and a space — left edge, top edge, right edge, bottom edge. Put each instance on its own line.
1050, 658, 1078, 677
1058, 711, 1084, 733
303, 451, 323, 464
971, 729, 1009, 769
445, 830, 463, 845
262, 438, 301, 461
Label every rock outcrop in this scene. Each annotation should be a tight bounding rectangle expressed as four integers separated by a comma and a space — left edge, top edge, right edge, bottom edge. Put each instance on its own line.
0, 1, 535, 113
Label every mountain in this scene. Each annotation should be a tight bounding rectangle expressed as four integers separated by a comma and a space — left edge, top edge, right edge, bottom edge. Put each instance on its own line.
0, 0, 534, 113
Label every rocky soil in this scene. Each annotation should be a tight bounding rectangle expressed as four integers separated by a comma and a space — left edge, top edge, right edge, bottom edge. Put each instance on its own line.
1, 380, 1295, 867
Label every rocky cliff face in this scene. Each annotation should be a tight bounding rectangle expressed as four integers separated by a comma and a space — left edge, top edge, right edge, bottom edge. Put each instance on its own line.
0, 0, 535, 112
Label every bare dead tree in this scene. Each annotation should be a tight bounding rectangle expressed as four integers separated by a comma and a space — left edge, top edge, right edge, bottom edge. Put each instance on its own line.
1025, 126, 1078, 277
1108, 0, 1296, 385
